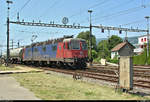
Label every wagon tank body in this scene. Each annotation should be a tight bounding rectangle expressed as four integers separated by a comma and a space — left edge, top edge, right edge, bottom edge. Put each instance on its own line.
10, 48, 23, 58
9, 47, 24, 63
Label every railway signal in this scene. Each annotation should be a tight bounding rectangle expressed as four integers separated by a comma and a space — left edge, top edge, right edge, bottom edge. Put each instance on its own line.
119, 30, 122, 34
101, 28, 104, 33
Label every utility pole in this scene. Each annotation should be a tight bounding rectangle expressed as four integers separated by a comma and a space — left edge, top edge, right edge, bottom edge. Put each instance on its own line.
6, 0, 13, 67
88, 10, 93, 66
0, 50, 2, 57
145, 16, 150, 65
125, 31, 128, 41
108, 30, 110, 38
107, 29, 110, 44
12, 39, 14, 49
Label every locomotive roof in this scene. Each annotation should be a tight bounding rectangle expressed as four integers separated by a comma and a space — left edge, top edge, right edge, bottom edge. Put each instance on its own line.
63, 38, 86, 42
25, 37, 86, 48
25, 38, 64, 48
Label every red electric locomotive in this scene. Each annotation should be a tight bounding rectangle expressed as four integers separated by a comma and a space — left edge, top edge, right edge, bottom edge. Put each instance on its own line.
56, 37, 88, 68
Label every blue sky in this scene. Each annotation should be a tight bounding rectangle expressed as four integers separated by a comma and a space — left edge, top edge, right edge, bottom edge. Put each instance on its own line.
0, 0, 150, 52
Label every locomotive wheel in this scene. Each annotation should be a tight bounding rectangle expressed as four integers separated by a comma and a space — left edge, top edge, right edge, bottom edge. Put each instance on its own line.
64, 63, 71, 69
67, 63, 76, 69
56, 62, 64, 68
35, 61, 40, 67
40, 61, 46, 67
47, 62, 52, 67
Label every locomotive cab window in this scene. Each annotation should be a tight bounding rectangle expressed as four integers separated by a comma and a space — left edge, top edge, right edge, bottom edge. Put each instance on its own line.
81, 41, 87, 50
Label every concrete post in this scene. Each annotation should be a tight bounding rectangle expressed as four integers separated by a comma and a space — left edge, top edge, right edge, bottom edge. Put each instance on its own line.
119, 56, 133, 90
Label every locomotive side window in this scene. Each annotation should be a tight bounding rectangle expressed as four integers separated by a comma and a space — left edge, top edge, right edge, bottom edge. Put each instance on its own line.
81, 41, 87, 50
71, 40, 80, 50
34, 48, 38, 52
52, 45, 57, 51
27, 49, 30, 53
28, 49, 31, 56
42, 46, 46, 52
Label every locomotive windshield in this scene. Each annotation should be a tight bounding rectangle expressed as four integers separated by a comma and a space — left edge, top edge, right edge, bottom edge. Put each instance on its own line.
70, 40, 80, 50
81, 41, 87, 50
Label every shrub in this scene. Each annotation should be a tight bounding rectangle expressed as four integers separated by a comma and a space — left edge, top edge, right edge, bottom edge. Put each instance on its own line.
107, 59, 119, 64
93, 56, 101, 63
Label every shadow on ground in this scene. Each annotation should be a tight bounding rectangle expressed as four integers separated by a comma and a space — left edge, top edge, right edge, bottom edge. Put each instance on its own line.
129, 91, 150, 97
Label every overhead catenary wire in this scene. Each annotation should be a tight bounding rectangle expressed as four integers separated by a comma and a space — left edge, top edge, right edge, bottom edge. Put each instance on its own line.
19, 0, 32, 13
121, 19, 146, 26
93, 5, 148, 22
69, 0, 110, 19
39, 0, 60, 18
142, 0, 146, 7
79, 0, 136, 24
89, 3, 150, 24
93, 0, 135, 16
11, 0, 32, 19
13, 30, 63, 35
10, 29, 67, 41
88, 0, 110, 10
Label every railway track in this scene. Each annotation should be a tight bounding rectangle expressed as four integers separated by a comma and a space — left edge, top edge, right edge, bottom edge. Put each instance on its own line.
13, 64, 150, 90
88, 66, 150, 78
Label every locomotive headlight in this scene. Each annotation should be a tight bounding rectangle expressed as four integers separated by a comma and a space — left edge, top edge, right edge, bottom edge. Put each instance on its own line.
80, 51, 83, 55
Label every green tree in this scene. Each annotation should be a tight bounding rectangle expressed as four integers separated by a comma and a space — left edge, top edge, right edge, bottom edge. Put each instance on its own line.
77, 31, 97, 50
108, 35, 123, 50
92, 50, 98, 59
97, 40, 110, 59
97, 35, 123, 59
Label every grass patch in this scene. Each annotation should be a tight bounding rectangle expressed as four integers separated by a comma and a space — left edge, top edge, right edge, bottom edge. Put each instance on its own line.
0, 65, 20, 71
133, 47, 150, 65
133, 48, 147, 65
11, 72, 150, 100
